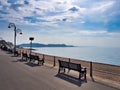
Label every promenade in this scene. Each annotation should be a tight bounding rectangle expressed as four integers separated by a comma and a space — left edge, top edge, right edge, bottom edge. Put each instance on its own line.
0, 49, 119, 90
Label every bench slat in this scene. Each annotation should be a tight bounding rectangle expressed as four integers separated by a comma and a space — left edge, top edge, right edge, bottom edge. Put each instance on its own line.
69, 63, 81, 71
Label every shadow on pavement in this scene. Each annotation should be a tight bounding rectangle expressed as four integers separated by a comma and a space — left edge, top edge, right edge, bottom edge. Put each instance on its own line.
91, 76, 95, 82
17, 59, 27, 62
25, 62, 41, 67
12, 59, 41, 67
55, 73, 87, 87
12, 59, 27, 62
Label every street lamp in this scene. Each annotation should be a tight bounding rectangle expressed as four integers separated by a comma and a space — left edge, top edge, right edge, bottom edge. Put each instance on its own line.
8, 23, 22, 55
29, 37, 34, 61
29, 37, 34, 52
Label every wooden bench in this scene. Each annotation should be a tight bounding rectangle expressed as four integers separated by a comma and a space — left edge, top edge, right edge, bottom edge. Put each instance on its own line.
7, 48, 13, 53
58, 60, 86, 80
29, 54, 44, 65
22, 52, 28, 61
1, 46, 8, 51
14, 51, 21, 56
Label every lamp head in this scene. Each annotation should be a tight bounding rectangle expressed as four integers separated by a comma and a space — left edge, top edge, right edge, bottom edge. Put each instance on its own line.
8, 23, 16, 29
29, 37, 34, 41
20, 32, 22, 35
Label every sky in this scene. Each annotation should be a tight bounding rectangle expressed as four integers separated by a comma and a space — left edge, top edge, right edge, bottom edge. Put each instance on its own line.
0, 0, 120, 47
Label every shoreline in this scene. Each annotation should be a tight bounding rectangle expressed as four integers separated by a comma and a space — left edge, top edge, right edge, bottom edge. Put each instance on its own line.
17, 48, 120, 89
31, 47, 120, 66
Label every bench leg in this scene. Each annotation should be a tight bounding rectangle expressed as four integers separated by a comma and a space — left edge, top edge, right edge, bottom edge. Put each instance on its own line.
29, 59, 31, 63
21, 56, 23, 61
80, 72, 86, 80
64, 68, 65, 73
37, 61, 41, 65
38, 61, 40, 65
38, 60, 44, 65
42, 61, 44, 65
26, 57, 27, 61
58, 67, 66, 74
79, 73, 81, 80
84, 73, 86, 80
58, 67, 60, 74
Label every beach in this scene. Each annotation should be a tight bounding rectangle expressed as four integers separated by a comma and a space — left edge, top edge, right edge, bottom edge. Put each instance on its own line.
17, 48, 120, 89
0, 48, 120, 90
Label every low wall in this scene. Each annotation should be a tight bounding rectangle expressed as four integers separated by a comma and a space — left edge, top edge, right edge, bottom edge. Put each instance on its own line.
17, 48, 120, 86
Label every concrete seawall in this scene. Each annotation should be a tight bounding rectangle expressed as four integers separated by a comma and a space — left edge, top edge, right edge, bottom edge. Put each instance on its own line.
17, 48, 120, 89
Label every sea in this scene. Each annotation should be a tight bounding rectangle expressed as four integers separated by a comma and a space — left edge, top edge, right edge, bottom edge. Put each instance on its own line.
32, 47, 120, 66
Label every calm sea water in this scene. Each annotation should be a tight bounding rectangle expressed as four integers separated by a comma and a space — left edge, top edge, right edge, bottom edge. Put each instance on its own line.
33, 47, 120, 66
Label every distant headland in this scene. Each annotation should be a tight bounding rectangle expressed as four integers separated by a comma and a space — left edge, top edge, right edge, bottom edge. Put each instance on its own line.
17, 43, 75, 47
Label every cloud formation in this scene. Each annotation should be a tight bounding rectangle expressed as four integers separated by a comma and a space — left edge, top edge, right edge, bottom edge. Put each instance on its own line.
0, 0, 120, 47
0, 0, 83, 25
0, 0, 119, 26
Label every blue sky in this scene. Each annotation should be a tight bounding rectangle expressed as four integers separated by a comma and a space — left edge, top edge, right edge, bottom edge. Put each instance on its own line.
0, 0, 120, 47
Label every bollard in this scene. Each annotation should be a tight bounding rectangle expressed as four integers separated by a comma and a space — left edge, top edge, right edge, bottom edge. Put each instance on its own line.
43, 54, 45, 59
53, 56, 56, 66
69, 58, 70, 62
90, 61, 93, 77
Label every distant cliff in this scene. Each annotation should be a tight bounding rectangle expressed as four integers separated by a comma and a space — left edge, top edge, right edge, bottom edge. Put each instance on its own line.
17, 43, 74, 47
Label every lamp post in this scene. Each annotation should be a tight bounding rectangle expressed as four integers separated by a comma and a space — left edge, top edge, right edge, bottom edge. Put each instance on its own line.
29, 37, 34, 59
8, 23, 22, 55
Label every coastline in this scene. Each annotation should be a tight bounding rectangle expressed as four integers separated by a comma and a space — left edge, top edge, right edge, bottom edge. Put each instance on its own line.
33, 47, 120, 66
16, 47, 120, 89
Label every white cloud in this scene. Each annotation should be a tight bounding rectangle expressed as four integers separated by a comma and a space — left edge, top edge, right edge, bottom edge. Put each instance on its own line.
91, 1, 115, 13
0, 0, 119, 26
0, 0, 85, 25
78, 30, 107, 35
79, 0, 117, 23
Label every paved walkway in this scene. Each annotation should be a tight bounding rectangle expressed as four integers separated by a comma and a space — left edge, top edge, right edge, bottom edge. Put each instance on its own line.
0, 49, 119, 90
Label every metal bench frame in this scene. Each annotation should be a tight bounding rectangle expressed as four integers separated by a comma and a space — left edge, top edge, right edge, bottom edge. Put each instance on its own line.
29, 54, 44, 65
58, 60, 86, 80
22, 52, 28, 61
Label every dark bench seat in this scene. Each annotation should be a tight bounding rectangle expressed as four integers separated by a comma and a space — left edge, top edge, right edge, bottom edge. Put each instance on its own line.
29, 54, 44, 65
14, 51, 21, 56
7, 48, 13, 53
58, 60, 86, 80
22, 52, 28, 61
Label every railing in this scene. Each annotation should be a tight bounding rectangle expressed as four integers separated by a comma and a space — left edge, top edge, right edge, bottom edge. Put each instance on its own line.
17, 48, 120, 84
